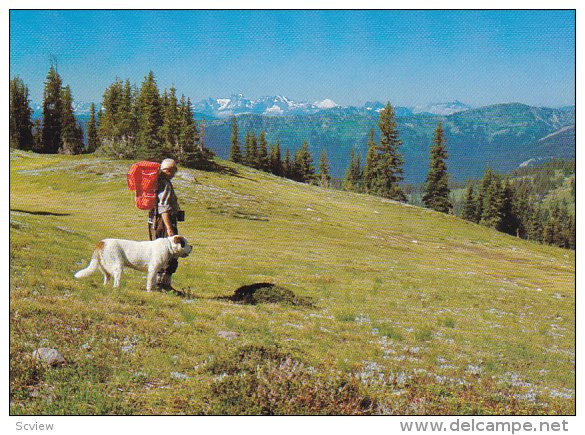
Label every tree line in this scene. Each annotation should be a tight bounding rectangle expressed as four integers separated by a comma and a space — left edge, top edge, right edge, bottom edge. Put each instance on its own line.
9, 68, 213, 169
341, 105, 451, 212
460, 164, 575, 249
227, 117, 332, 187
10, 67, 84, 155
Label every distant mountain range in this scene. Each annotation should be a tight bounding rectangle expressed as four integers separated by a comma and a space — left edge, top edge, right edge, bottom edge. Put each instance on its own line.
190, 95, 474, 118
201, 103, 575, 183
30, 97, 575, 183
30, 95, 473, 119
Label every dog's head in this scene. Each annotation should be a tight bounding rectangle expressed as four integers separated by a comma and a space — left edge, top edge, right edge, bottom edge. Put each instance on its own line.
169, 235, 192, 258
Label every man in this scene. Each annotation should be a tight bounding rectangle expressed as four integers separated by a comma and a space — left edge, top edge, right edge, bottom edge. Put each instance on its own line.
148, 158, 183, 291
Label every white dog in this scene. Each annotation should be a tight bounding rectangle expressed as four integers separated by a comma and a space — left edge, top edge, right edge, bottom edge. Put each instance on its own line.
74, 236, 192, 291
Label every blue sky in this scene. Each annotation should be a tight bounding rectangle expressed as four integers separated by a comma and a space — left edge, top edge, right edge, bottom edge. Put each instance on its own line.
10, 10, 575, 107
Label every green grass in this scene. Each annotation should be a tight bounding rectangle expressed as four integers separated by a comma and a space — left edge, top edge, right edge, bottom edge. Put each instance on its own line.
10, 150, 575, 414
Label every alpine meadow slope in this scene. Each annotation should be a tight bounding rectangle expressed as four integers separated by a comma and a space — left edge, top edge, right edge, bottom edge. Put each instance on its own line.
10, 150, 574, 415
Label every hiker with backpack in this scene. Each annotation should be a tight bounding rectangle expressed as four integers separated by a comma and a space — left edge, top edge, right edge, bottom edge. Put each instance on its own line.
147, 158, 185, 291
127, 158, 185, 292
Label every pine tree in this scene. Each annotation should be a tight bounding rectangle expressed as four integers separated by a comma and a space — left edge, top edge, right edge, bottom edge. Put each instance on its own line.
294, 141, 315, 183
250, 133, 259, 168
59, 85, 84, 154
283, 148, 293, 179
160, 85, 181, 156
526, 205, 544, 243
97, 78, 139, 157
244, 131, 258, 168
476, 167, 495, 223
86, 102, 98, 153
479, 173, 504, 229
176, 96, 213, 169
120, 79, 138, 143
229, 116, 242, 163
98, 78, 123, 141
362, 129, 378, 193
32, 119, 43, 151
269, 141, 283, 176
258, 131, 269, 171
461, 185, 478, 222
374, 102, 406, 201
318, 148, 331, 188
342, 147, 362, 192
9, 76, 34, 150
198, 116, 205, 151
422, 122, 451, 213
136, 71, 163, 160
498, 179, 519, 235
41, 65, 63, 153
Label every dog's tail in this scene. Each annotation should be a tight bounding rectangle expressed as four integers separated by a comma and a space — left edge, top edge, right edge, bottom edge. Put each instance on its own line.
74, 241, 104, 279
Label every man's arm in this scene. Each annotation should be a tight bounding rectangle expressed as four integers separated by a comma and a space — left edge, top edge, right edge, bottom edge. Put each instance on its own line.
161, 212, 175, 236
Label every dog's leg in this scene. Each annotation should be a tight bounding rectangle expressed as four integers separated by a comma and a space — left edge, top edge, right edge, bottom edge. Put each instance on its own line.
99, 265, 112, 286
112, 268, 122, 288
146, 267, 157, 292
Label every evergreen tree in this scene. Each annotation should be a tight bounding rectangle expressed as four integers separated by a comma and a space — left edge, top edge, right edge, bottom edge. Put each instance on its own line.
374, 102, 406, 201
283, 148, 293, 179
86, 102, 99, 153
120, 79, 138, 143
97, 78, 138, 158
258, 131, 269, 171
476, 167, 495, 223
342, 147, 362, 192
250, 133, 259, 168
160, 85, 181, 156
98, 78, 124, 141
269, 142, 283, 176
294, 141, 315, 183
568, 213, 576, 250
498, 179, 519, 235
32, 119, 43, 151
318, 148, 331, 188
41, 64, 63, 153
526, 205, 544, 243
362, 129, 378, 193
9, 76, 34, 150
136, 71, 163, 160
229, 116, 242, 163
176, 94, 195, 164
479, 173, 504, 229
59, 85, 84, 154
422, 122, 451, 213
198, 116, 205, 151
244, 131, 258, 168
461, 185, 478, 222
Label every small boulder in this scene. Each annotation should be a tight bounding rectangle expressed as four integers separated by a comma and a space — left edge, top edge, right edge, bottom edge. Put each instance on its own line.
32, 348, 66, 366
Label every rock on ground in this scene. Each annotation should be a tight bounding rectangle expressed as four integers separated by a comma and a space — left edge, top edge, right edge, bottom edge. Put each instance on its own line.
32, 348, 66, 366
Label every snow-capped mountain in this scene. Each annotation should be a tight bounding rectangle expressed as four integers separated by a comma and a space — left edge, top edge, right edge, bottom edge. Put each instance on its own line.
30, 95, 472, 120
412, 101, 472, 116
192, 94, 332, 117
314, 99, 338, 109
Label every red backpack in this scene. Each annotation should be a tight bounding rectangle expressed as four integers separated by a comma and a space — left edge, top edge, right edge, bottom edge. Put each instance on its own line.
127, 161, 160, 210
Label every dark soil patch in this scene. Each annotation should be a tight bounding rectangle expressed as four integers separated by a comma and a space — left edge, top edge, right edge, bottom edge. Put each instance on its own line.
228, 283, 314, 307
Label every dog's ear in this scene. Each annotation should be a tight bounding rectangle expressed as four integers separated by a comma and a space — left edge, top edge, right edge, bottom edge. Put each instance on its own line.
173, 235, 186, 248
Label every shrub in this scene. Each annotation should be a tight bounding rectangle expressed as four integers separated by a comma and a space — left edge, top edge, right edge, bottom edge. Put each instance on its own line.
203, 344, 375, 415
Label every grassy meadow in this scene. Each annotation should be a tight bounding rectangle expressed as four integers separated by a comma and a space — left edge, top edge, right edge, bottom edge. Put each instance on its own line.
10, 150, 575, 415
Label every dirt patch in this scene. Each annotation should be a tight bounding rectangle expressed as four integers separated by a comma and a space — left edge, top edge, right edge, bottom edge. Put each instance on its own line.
228, 283, 314, 307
